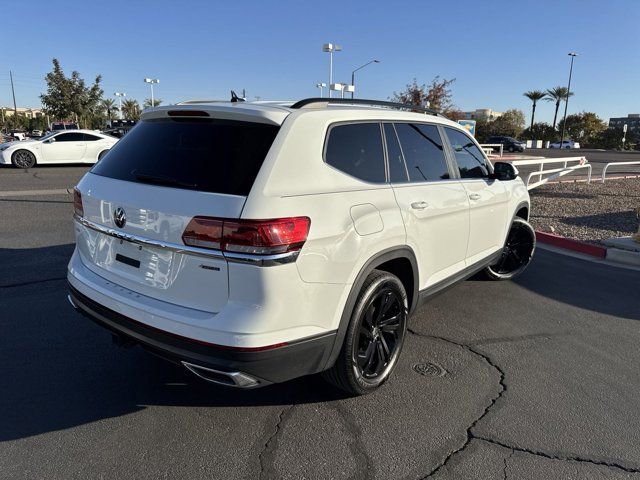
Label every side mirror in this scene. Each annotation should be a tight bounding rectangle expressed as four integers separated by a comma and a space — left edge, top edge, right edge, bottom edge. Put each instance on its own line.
491, 161, 518, 181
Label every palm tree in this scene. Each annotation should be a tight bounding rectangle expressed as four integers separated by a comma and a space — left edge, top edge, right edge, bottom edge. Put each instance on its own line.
143, 98, 162, 109
545, 86, 574, 130
101, 99, 119, 122
523, 90, 546, 130
121, 99, 141, 121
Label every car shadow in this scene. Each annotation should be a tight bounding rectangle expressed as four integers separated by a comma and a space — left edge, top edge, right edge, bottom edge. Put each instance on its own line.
1, 244, 638, 442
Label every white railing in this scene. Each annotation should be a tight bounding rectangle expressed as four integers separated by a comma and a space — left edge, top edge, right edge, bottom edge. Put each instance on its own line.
479, 143, 504, 157
509, 156, 591, 190
601, 161, 640, 183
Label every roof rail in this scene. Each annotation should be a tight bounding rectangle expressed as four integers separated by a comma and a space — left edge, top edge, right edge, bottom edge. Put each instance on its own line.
289, 98, 445, 117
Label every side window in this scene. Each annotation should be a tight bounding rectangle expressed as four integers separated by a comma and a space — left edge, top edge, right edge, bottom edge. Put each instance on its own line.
84, 133, 102, 141
325, 123, 386, 183
444, 128, 490, 179
383, 123, 408, 183
394, 123, 450, 182
55, 132, 85, 142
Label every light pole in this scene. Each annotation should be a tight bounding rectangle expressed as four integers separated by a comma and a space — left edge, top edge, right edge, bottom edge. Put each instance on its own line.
316, 82, 327, 98
114, 92, 126, 119
144, 78, 160, 107
559, 53, 577, 148
350, 59, 379, 99
322, 43, 342, 98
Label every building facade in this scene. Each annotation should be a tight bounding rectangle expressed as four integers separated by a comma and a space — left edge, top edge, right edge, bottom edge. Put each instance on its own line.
1, 107, 44, 120
463, 108, 503, 121
609, 114, 640, 133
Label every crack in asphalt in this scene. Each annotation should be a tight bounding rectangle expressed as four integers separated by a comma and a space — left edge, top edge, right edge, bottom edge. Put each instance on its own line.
468, 332, 563, 346
331, 402, 374, 480
502, 450, 514, 480
258, 405, 294, 480
476, 436, 640, 475
407, 330, 506, 479
407, 329, 640, 477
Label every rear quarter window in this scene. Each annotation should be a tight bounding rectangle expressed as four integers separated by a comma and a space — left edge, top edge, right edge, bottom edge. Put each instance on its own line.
324, 122, 386, 183
90, 118, 280, 196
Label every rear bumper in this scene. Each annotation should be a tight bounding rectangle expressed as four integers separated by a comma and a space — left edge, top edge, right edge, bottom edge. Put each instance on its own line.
68, 283, 336, 387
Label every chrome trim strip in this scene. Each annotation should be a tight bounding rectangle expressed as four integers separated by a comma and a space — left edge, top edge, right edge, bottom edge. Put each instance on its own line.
223, 250, 300, 266
73, 215, 299, 266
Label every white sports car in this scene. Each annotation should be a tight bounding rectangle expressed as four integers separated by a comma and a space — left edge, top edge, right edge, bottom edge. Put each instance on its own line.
0, 129, 119, 168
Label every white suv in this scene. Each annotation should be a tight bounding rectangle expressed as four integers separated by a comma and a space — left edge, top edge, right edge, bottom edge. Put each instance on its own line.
67, 98, 534, 395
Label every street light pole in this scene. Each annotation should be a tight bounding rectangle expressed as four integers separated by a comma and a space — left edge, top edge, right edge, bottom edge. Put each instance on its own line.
559, 52, 578, 148
323, 43, 342, 98
316, 83, 327, 98
144, 78, 160, 107
114, 92, 126, 119
350, 59, 380, 99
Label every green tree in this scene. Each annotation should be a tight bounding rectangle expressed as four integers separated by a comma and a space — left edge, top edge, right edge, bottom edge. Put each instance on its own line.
523, 90, 546, 130
121, 99, 141, 120
101, 99, 119, 122
556, 112, 607, 146
521, 122, 558, 142
544, 86, 573, 130
40, 58, 104, 128
591, 128, 632, 150
391, 77, 462, 118
143, 98, 162, 109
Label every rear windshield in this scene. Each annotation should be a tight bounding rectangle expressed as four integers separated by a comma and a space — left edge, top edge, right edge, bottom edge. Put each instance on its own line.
91, 118, 280, 196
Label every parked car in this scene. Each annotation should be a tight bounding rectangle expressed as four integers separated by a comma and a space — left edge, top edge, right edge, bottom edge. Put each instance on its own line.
67, 98, 534, 395
30, 129, 43, 137
486, 135, 526, 153
0, 129, 118, 168
549, 140, 580, 149
9, 130, 27, 141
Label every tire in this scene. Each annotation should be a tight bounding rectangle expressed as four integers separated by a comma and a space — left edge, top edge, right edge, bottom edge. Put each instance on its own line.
484, 217, 536, 280
98, 150, 109, 161
322, 270, 408, 395
508, 146, 515, 153
11, 149, 36, 169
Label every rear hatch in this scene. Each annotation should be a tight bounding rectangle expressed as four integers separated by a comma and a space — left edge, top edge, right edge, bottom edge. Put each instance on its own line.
74, 107, 284, 313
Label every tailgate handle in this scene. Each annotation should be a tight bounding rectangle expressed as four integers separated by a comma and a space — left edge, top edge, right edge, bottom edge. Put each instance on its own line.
115, 253, 141, 269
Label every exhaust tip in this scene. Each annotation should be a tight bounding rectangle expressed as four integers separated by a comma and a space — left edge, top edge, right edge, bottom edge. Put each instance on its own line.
182, 362, 260, 388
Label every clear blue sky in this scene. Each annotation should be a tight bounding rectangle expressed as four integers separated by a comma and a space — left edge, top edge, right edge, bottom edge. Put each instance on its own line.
2, 0, 638, 124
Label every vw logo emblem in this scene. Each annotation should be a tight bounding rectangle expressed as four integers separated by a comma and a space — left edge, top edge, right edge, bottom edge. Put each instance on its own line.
113, 207, 127, 228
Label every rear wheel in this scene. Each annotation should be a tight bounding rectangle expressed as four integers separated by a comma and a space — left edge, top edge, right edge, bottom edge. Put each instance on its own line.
11, 149, 36, 169
484, 217, 536, 280
323, 270, 408, 395
98, 150, 109, 161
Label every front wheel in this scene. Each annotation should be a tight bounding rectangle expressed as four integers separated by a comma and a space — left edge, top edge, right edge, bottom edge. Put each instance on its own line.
11, 149, 36, 169
323, 270, 408, 395
484, 217, 536, 280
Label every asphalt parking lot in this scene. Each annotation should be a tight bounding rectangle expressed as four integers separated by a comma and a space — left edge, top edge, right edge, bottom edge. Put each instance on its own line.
1, 166, 640, 479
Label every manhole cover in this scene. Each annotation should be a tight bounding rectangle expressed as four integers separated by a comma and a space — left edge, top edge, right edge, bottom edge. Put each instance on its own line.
413, 362, 447, 378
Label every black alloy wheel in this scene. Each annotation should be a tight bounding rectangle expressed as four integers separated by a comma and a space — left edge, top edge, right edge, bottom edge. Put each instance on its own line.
355, 286, 404, 379
323, 270, 408, 395
485, 217, 536, 280
11, 149, 36, 169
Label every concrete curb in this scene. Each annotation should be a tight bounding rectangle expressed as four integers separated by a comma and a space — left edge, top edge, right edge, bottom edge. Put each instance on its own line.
535, 231, 640, 266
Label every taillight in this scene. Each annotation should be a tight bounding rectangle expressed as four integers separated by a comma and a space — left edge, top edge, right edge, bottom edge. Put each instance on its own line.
73, 187, 83, 217
182, 216, 310, 255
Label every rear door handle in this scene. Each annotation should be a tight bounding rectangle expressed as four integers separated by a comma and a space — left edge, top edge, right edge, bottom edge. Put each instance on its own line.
468, 193, 481, 201
411, 201, 429, 210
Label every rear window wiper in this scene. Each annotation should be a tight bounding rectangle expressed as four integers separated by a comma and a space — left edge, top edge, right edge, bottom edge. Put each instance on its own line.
132, 170, 198, 189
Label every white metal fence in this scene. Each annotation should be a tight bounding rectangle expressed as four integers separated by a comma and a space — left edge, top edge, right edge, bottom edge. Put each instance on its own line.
601, 161, 640, 183
508, 157, 591, 190
479, 143, 504, 157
